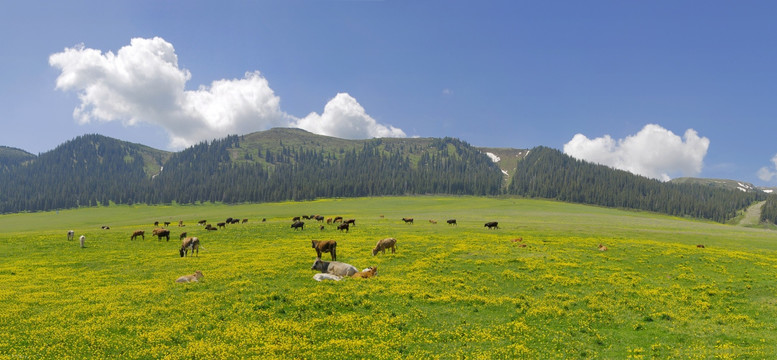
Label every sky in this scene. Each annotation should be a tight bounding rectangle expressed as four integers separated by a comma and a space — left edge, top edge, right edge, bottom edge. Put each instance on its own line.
1, 1, 776, 185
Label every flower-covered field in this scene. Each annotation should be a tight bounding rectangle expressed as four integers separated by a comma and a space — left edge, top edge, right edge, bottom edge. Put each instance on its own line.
2, 196, 777, 359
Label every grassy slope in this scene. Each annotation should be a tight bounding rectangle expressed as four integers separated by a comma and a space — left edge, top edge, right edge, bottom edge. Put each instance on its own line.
2, 196, 777, 358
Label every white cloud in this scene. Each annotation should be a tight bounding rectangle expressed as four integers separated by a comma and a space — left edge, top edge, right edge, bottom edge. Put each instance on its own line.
757, 154, 777, 182
294, 93, 405, 139
563, 124, 710, 181
49, 37, 405, 149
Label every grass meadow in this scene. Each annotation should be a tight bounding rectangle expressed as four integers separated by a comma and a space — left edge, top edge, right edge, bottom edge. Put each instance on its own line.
2, 196, 777, 359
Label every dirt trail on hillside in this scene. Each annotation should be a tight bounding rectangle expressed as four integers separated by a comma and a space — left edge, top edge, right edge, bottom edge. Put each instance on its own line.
739, 201, 765, 226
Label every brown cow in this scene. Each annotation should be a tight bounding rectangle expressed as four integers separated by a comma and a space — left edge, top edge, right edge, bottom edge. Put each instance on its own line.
312, 240, 337, 261
152, 228, 170, 241
180, 237, 200, 257
130, 230, 145, 241
337, 223, 349, 233
598, 244, 608, 251
352, 266, 378, 279
696, 244, 705, 248
372, 237, 397, 256
176, 270, 203, 283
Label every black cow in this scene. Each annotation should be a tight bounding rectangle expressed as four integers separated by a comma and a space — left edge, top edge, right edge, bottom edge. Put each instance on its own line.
291, 221, 305, 230
447, 219, 457, 225
402, 217, 414, 224
337, 223, 349, 233
484, 221, 499, 229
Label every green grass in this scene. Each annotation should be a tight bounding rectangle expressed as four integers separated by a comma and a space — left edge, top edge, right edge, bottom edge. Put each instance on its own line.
2, 196, 777, 359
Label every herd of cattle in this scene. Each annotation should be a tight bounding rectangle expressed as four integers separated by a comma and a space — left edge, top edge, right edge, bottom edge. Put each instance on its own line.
67, 215, 508, 282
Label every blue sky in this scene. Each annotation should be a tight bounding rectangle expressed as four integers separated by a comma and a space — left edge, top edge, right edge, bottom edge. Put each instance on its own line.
1, 1, 776, 185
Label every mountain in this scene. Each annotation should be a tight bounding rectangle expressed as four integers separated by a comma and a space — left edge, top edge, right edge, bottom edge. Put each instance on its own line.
0, 146, 36, 170
0, 128, 769, 225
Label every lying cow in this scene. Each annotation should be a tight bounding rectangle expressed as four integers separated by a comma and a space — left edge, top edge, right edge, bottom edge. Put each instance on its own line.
372, 238, 397, 256
176, 270, 203, 283
130, 230, 145, 241
311, 258, 358, 277
312, 240, 337, 261
180, 237, 200, 257
352, 266, 378, 279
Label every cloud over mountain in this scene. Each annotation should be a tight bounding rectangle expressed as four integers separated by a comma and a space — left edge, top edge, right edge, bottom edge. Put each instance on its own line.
757, 154, 777, 183
563, 124, 710, 181
49, 37, 405, 149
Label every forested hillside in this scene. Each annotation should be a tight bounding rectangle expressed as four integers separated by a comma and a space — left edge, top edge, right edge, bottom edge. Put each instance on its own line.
0, 146, 35, 171
0, 130, 770, 225
507, 147, 765, 223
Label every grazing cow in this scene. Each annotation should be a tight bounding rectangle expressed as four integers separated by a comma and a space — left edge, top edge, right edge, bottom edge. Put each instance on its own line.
326, 218, 333, 224
164, 222, 171, 227
447, 219, 457, 225
179, 232, 187, 240
79, 235, 85, 248
337, 223, 349, 233
429, 219, 437, 224
312, 240, 337, 261
176, 270, 203, 283
598, 244, 608, 251
230, 219, 240, 224
484, 221, 499, 229
130, 230, 145, 241
344, 219, 356, 226
154, 221, 159, 226
352, 266, 378, 279
179, 237, 200, 257
198, 220, 207, 226
311, 258, 358, 277
242, 219, 248, 224
291, 221, 305, 230
152, 228, 171, 241
697, 244, 705, 248
302, 215, 312, 220
333, 216, 343, 223
67, 230, 74, 241
217, 222, 226, 229
315, 215, 325, 222
372, 238, 397, 256
293, 216, 301, 222
320, 225, 325, 231
402, 217, 414, 224
226, 217, 234, 224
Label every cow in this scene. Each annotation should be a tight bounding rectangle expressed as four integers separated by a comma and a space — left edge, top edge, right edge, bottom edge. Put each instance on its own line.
291, 221, 305, 230
67, 230, 74, 241
326, 218, 333, 224
176, 270, 203, 283
429, 220, 437, 224
152, 228, 171, 241
484, 221, 499, 229
447, 219, 457, 225
292, 216, 301, 222
79, 235, 85, 248
230, 219, 240, 224
217, 222, 226, 229
333, 216, 343, 223
154, 221, 159, 226
352, 266, 378, 279
598, 244, 608, 251
179, 237, 200, 257
130, 230, 145, 241
226, 217, 234, 224
242, 219, 248, 224
315, 215, 325, 222
205, 225, 217, 231
179, 232, 187, 240
337, 223, 349, 233
311, 258, 358, 277
696, 244, 705, 248
101, 226, 110, 230
344, 219, 356, 226
164, 222, 171, 227
313, 273, 343, 281
178, 220, 184, 227
198, 220, 207, 226
262, 218, 266, 222
312, 240, 337, 261
402, 217, 414, 224
302, 215, 312, 220
372, 238, 397, 256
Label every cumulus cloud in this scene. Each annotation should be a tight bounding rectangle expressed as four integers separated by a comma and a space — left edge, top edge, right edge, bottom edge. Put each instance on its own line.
49, 37, 404, 149
757, 154, 777, 182
563, 124, 710, 181
294, 93, 405, 139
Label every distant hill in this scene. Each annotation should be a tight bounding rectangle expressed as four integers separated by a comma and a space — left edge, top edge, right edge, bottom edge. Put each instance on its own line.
0, 146, 35, 170
0, 128, 769, 225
